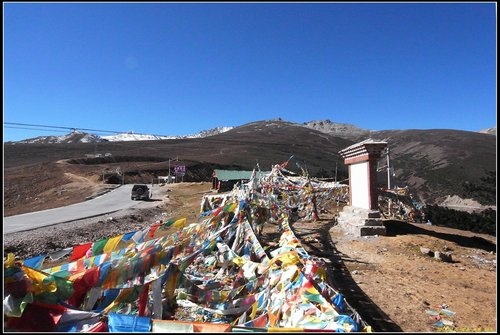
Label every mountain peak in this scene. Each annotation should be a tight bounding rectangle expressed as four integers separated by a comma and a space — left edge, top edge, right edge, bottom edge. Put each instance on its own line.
302, 119, 372, 140
478, 126, 496, 136
14, 131, 106, 144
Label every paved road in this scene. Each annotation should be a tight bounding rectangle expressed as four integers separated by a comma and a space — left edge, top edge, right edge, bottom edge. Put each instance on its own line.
4, 184, 162, 234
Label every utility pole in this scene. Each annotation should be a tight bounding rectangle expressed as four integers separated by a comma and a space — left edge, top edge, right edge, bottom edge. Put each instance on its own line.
335, 162, 338, 183
386, 147, 396, 217
386, 147, 391, 190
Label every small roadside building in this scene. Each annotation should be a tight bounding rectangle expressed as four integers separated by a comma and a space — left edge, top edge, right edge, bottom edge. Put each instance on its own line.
158, 176, 176, 184
212, 169, 269, 192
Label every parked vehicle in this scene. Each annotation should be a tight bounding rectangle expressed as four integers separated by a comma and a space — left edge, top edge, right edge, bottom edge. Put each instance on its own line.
131, 184, 150, 200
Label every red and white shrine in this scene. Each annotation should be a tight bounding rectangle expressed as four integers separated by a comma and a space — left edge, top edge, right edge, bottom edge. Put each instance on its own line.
337, 139, 388, 236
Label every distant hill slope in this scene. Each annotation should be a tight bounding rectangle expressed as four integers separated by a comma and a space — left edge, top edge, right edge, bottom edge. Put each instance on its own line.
370, 129, 496, 206
4, 120, 496, 208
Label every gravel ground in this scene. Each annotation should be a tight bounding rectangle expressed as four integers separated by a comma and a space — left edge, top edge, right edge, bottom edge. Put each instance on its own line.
4, 206, 165, 261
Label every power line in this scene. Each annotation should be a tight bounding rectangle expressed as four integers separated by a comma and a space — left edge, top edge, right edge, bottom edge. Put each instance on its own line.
4, 125, 69, 133
4, 121, 332, 152
4, 121, 196, 142
4, 122, 128, 135
4, 122, 217, 140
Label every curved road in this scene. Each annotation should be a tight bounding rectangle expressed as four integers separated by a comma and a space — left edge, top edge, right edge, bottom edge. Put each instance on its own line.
4, 184, 162, 234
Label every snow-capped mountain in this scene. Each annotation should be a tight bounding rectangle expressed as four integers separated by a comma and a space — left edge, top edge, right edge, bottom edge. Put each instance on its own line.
7, 120, 494, 144
101, 126, 234, 141
478, 126, 496, 136
9, 126, 235, 144
185, 126, 234, 139
14, 131, 105, 144
101, 132, 177, 142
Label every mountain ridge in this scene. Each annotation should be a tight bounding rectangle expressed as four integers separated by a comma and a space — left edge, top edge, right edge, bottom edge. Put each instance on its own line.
5, 119, 496, 144
7, 126, 235, 144
4, 119, 496, 215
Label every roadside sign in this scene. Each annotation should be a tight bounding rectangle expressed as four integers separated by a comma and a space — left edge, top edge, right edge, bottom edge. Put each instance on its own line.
174, 165, 186, 176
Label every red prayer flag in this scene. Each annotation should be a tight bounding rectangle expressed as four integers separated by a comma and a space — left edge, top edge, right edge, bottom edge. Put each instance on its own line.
70, 243, 93, 261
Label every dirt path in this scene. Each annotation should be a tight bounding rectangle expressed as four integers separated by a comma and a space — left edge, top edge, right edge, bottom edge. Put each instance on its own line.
272, 216, 496, 332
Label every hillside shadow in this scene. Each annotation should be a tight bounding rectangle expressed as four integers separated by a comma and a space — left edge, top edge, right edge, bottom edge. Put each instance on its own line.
384, 220, 496, 253
289, 219, 403, 332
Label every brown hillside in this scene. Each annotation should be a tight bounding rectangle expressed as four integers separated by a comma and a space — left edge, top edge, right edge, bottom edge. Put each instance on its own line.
3, 120, 496, 218
371, 129, 496, 205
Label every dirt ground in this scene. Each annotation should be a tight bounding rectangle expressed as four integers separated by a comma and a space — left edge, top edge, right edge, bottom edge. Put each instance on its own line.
4, 182, 497, 332
284, 217, 496, 332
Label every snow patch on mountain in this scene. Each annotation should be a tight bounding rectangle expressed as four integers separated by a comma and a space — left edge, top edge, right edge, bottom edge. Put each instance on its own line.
185, 126, 234, 138
101, 132, 177, 141
15, 131, 106, 144
478, 126, 496, 136
11, 126, 235, 144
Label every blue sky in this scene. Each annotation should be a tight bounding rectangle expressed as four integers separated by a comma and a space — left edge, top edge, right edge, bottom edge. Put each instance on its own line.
3, 2, 497, 141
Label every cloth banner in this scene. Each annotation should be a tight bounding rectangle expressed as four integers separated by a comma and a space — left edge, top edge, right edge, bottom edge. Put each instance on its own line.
107, 312, 151, 332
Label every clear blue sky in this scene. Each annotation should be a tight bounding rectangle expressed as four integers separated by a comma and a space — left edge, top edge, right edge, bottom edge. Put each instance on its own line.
3, 2, 497, 141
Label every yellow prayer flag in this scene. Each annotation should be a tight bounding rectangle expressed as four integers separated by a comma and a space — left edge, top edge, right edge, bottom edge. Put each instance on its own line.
172, 218, 187, 229
226, 202, 238, 212
4, 253, 16, 267
250, 301, 259, 319
103, 235, 123, 254
232, 256, 246, 267
48, 265, 62, 274
275, 251, 301, 266
22, 266, 57, 294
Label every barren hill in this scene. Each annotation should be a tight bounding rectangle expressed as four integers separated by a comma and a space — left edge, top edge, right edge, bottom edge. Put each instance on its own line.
3, 120, 497, 332
369, 129, 496, 206
3, 120, 496, 217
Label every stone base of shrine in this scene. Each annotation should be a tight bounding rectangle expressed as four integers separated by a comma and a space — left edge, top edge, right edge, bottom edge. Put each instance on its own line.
336, 206, 386, 237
